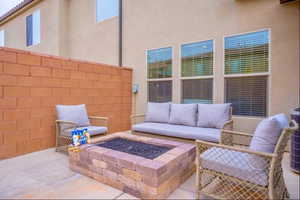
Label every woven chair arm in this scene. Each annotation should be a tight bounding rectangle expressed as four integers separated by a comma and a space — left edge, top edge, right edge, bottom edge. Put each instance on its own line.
131, 114, 145, 125
222, 120, 234, 130
196, 139, 277, 159
88, 116, 108, 127
222, 129, 253, 137
55, 120, 79, 126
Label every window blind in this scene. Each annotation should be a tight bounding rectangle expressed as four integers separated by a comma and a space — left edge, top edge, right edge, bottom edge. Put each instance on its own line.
147, 47, 172, 79
182, 79, 213, 104
225, 76, 267, 117
225, 30, 269, 74
181, 40, 213, 77
148, 81, 172, 102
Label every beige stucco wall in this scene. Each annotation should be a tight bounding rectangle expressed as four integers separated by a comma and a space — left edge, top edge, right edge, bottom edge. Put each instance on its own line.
65, 0, 119, 65
0, 0, 60, 56
123, 0, 299, 133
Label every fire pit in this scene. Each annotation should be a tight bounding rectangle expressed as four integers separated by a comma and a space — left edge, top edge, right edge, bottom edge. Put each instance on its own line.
96, 137, 172, 159
69, 132, 196, 199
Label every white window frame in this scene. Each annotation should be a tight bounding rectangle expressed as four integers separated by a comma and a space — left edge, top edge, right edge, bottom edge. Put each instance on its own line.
146, 46, 174, 102
26, 9, 40, 47
0, 30, 4, 47
223, 28, 271, 118
179, 39, 215, 104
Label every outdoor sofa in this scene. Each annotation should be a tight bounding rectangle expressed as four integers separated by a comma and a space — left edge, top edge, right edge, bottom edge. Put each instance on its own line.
131, 102, 233, 143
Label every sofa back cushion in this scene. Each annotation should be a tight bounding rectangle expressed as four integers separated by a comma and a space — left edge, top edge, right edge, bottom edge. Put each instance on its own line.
169, 104, 197, 126
197, 103, 231, 129
249, 117, 282, 153
56, 104, 90, 130
145, 102, 170, 123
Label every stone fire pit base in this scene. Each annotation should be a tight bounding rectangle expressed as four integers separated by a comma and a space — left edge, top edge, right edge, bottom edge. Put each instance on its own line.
69, 132, 196, 199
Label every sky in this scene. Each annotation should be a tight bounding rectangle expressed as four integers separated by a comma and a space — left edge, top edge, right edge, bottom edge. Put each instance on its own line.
0, 0, 24, 17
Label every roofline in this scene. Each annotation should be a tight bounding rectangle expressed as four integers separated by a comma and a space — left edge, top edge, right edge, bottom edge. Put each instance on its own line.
0, 0, 43, 26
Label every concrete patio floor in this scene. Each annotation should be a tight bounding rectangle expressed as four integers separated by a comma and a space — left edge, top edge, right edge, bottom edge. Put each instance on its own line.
0, 148, 299, 199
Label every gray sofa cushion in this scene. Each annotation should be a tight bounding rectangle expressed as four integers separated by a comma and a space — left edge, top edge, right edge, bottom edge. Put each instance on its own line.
249, 117, 282, 153
197, 103, 231, 129
169, 104, 197, 126
145, 102, 170, 123
62, 126, 107, 137
132, 122, 220, 142
56, 104, 90, 130
200, 147, 268, 186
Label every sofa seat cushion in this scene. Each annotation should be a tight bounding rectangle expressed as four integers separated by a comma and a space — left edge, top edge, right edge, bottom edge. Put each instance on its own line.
62, 126, 107, 137
132, 123, 220, 142
200, 147, 268, 186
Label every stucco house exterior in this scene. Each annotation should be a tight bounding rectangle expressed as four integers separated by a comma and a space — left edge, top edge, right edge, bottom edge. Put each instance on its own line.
0, 0, 299, 134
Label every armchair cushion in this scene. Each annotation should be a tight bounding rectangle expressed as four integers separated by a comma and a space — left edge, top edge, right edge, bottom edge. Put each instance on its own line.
169, 104, 197, 126
270, 113, 289, 129
197, 103, 231, 129
249, 117, 282, 153
200, 147, 268, 186
62, 126, 107, 137
145, 102, 170, 123
56, 104, 90, 130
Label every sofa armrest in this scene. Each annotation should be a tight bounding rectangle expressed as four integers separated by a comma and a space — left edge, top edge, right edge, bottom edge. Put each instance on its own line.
131, 114, 145, 126
88, 116, 108, 127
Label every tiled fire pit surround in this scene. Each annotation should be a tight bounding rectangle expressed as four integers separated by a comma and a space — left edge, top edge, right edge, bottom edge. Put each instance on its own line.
69, 132, 196, 199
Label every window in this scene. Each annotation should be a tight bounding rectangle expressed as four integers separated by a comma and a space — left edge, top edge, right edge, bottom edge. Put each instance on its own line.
96, 0, 119, 23
224, 30, 269, 117
148, 81, 172, 102
0, 30, 4, 47
26, 10, 40, 46
181, 40, 214, 104
147, 47, 172, 102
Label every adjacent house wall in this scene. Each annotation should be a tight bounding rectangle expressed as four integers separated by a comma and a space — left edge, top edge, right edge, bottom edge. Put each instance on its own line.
123, 0, 299, 133
66, 0, 119, 65
0, 0, 60, 56
0, 47, 132, 159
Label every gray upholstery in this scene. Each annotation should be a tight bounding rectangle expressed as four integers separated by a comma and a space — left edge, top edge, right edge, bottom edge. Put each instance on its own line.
200, 147, 268, 186
132, 122, 220, 142
62, 126, 107, 137
56, 104, 90, 130
270, 113, 289, 130
169, 104, 197, 126
249, 117, 282, 153
145, 102, 170, 123
197, 103, 231, 129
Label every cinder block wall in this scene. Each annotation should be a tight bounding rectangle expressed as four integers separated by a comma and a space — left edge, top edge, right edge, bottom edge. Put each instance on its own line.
0, 47, 132, 159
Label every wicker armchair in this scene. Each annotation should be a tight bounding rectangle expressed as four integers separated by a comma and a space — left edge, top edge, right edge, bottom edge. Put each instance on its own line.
55, 104, 109, 153
56, 116, 108, 153
196, 120, 298, 200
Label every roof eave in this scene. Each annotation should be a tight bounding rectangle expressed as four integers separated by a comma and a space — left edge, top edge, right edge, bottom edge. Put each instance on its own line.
0, 0, 43, 26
